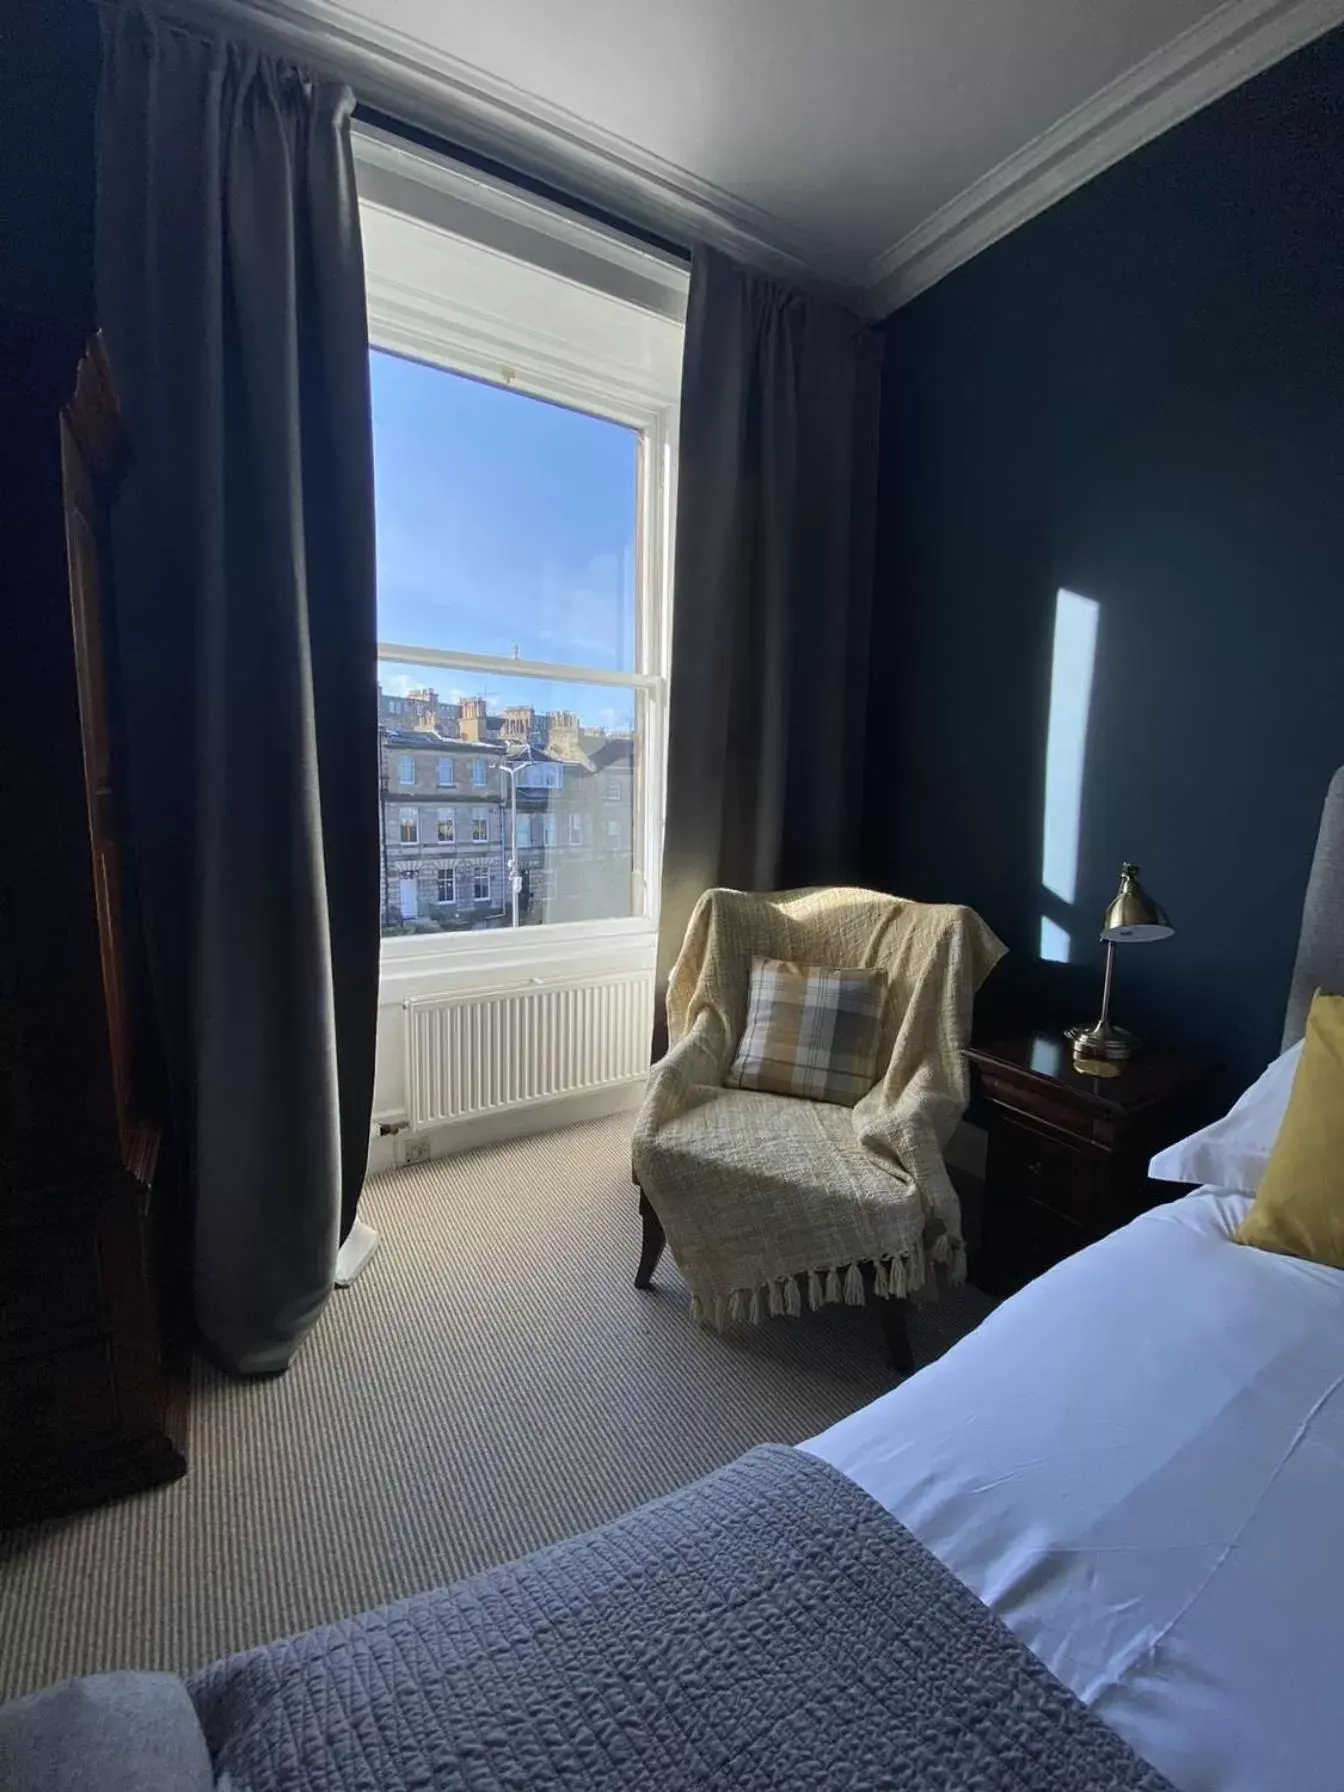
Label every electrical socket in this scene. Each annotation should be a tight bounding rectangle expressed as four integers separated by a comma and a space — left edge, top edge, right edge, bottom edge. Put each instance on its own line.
402, 1134, 431, 1166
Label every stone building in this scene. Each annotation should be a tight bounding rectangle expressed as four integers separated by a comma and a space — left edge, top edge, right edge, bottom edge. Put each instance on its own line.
377, 685, 637, 934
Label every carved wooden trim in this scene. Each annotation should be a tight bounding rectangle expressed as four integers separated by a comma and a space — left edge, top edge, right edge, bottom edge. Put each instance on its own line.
63, 333, 130, 487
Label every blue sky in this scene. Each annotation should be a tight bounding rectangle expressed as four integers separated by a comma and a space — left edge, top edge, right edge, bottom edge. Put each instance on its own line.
371, 350, 639, 728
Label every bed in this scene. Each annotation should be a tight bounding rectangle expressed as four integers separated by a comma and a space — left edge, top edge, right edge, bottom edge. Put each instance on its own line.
4, 771, 1340, 1792
808, 1186, 1344, 1791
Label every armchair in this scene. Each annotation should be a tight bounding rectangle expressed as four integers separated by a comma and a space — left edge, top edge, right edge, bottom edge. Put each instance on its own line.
631, 887, 1004, 1369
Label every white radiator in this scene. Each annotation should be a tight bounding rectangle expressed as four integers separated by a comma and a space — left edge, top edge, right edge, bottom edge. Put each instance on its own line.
404, 971, 654, 1131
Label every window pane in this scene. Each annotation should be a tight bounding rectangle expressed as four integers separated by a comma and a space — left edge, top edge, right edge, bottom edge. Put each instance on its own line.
371, 350, 639, 672
378, 661, 642, 936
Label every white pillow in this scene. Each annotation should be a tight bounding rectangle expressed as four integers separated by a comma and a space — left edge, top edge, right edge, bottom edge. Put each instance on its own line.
1148, 1039, 1303, 1193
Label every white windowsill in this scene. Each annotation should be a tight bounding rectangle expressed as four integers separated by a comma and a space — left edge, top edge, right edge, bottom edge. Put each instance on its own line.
379, 914, 658, 1001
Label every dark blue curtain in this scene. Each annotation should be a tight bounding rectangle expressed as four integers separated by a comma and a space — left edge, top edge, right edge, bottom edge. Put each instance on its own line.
96, 3, 379, 1372
658, 248, 883, 1001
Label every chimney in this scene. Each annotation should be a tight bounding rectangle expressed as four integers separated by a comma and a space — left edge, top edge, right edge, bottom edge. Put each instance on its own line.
459, 696, 489, 742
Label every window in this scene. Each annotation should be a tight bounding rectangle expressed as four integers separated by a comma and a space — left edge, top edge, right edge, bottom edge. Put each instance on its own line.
398, 755, 415, 787
473, 866, 491, 902
519, 763, 561, 791
399, 808, 418, 845
386, 697, 404, 715
436, 864, 456, 903
399, 874, 418, 920
607, 819, 621, 846
436, 810, 454, 844
363, 167, 680, 944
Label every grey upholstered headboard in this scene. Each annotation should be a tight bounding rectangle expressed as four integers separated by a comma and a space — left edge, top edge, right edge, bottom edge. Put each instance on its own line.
1282, 766, 1344, 1049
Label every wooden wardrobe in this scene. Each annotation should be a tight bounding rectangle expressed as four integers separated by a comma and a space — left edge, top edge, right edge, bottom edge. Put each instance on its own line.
0, 310, 186, 1524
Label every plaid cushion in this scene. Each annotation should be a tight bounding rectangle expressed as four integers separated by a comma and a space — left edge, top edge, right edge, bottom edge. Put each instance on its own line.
726, 957, 887, 1106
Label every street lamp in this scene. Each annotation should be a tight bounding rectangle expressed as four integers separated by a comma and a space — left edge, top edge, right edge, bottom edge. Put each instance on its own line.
497, 757, 525, 929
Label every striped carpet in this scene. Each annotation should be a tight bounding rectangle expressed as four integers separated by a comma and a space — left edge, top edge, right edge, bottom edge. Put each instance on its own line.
0, 1112, 994, 1701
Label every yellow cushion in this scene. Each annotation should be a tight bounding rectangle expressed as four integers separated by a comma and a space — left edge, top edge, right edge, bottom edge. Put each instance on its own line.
1235, 992, 1344, 1268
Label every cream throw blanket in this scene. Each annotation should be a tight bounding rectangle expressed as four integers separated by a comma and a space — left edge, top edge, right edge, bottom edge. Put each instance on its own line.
632, 887, 1006, 1326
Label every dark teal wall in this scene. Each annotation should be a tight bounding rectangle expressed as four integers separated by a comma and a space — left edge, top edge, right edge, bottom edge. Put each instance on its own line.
865, 28, 1344, 1095
0, 0, 99, 331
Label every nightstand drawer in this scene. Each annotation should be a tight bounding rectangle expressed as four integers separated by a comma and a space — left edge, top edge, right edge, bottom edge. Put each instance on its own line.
990, 1118, 1103, 1229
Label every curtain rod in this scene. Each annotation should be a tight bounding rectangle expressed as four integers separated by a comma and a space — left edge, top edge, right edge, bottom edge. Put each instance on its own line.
353, 104, 694, 268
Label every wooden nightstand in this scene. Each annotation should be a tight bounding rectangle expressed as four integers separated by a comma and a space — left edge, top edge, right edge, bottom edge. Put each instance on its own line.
968, 1034, 1212, 1295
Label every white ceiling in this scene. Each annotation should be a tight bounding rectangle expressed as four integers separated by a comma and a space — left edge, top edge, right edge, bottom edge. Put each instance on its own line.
221, 0, 1343, 310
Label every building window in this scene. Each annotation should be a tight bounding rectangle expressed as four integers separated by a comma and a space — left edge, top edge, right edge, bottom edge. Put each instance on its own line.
399, 808, 419, 845
607, 819, 621, 846
365, 183, 679, 943
518, 763, 563, 791
399, 874, 418, 920
473, 866, 491, 902
437, 810, 454, 843
386, 697, 404, 715
437, 864, 455, 903
398, 754, 415, 787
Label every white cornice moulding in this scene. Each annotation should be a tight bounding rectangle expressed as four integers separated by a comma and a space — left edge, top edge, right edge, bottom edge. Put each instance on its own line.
172, 0, 1344, 315
175, 0, 845, 296
864, 0, 1344, 316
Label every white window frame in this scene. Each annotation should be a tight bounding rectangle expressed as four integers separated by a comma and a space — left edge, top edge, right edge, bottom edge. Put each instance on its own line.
436, 756, 455, 787
471, 806, 489, 844
436, 808, 455, 844
541, 813, 559, 850
436, 863, 456, 904
568, 812, 585, 847
516, 813, 532, 849
472, 866, 492, 903
470, 758, 487, 788
361, 161, 680, 974
398, 807, 419, 845
397, 754, 415, 786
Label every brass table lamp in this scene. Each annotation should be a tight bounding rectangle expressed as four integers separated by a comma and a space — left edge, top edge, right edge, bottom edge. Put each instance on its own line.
1067, 863, 1173, 1062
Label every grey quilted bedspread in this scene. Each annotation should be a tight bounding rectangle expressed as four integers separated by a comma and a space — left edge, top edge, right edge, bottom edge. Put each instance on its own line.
188, 1445, 1172, 1791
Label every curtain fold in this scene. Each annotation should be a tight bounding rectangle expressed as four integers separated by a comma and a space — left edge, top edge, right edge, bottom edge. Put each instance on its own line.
658, 247, 883, 1005
96, 4, 379, 1374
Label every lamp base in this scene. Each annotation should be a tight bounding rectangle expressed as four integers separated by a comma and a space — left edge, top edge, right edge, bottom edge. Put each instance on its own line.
1065, 1020, 1138, 1062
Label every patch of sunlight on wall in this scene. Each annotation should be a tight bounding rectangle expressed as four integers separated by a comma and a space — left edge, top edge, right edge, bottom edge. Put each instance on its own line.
1039, 917, 1072, 962
1040, 589, 1100, 964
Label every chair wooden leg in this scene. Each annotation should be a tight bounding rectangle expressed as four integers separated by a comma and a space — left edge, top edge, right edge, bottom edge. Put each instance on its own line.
635, 1186, 666, 1290
881, 1296, 915, 1375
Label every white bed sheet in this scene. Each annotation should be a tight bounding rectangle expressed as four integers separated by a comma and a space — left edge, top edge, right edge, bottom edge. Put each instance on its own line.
805, 1190, 1344, 1792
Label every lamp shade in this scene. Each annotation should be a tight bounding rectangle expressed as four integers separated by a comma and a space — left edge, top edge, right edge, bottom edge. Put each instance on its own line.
1100, 863, 1173, 943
